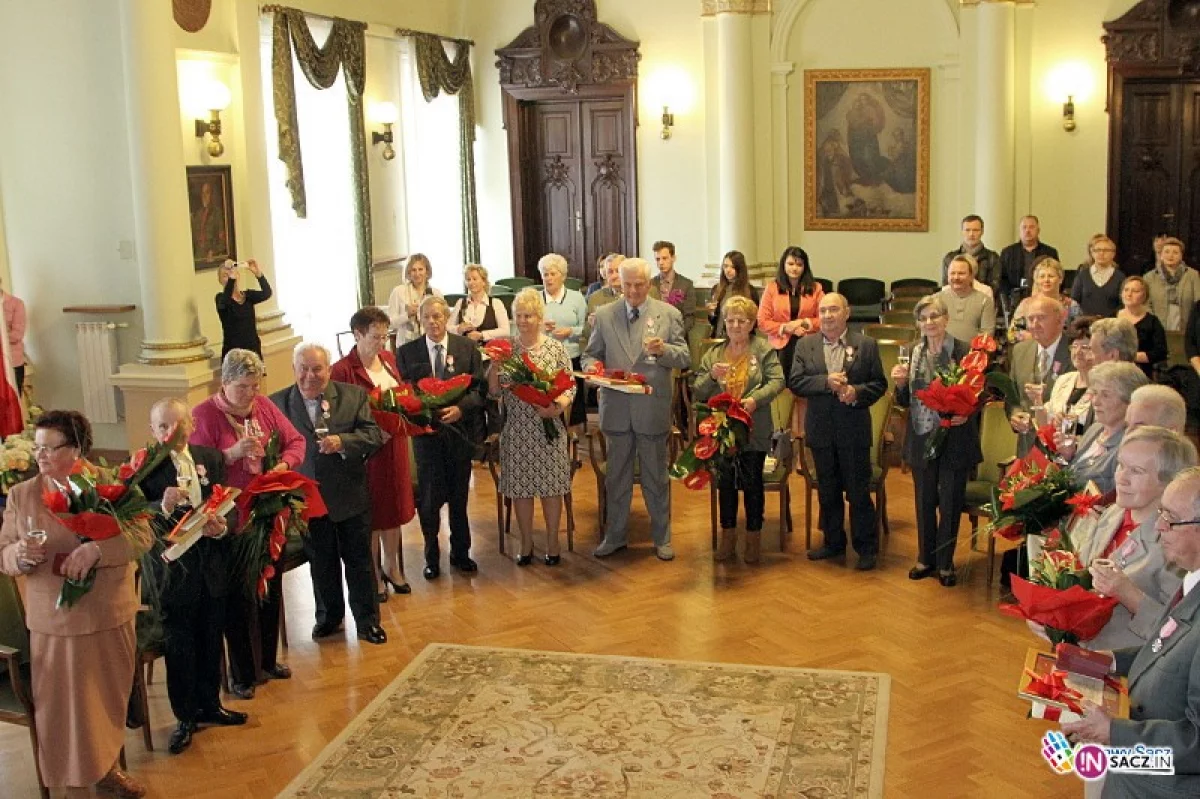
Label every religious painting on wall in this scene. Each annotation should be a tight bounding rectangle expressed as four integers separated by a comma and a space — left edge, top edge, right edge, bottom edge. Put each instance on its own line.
186, 165, 236, 270
804, 68, 930, 232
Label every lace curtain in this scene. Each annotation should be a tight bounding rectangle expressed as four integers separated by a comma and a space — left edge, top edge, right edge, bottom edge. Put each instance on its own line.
271, 8, 374, 305
410, 33, 480, 264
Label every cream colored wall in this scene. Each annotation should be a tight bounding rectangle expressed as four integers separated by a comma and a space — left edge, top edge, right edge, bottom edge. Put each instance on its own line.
467, 0, 710, 281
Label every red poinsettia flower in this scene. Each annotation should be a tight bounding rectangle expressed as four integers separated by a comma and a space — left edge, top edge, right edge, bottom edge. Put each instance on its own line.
960, 350, 989, 372
96, 484, 127, 503
1066, 492, 1105, 516
970, 334, 999, 353
693, 436, 719, 460
1037, 423, 1059, 454
483, 339, 513, 362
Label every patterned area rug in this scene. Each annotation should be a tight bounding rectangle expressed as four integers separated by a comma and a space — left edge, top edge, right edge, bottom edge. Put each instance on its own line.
278, 644, 890, 798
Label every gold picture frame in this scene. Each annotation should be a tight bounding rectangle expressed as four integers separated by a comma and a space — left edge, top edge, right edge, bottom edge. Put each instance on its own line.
804, 68, 930, 232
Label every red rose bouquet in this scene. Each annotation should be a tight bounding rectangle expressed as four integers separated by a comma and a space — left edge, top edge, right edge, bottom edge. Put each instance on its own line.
44, 456, 160, 609
669, 393, 753, 490
999, 526, 1119, 646
912, 334, 1013, 460
232, 470, 326, 600
483, 339, 575, 441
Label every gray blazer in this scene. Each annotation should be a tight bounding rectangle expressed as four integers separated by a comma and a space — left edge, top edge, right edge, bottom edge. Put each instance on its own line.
1107, 586, 1200, 798
1007, 335, 1072, 456
269, 380, 383, 523
582, 296, 690, 436
693, 337, 785, 452
1073, 504, 1183, 652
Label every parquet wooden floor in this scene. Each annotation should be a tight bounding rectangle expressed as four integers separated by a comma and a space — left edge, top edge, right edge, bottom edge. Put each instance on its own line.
0, 462, 1078, 798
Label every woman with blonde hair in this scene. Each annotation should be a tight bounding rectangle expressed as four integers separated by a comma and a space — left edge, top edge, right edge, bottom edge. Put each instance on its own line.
387, 253, 443, 344
449, 264, 510, 342
1072, 234, 1125, 317
1116, 275, 1168, 379
488, 288, 575, 565
694, 295, 784, 564
537, 253, 589, 427
1010, 258, 1081, 341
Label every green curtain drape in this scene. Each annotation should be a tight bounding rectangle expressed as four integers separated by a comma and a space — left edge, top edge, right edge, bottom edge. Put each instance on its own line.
271, 8, 374, 305
411, 33, 480, 264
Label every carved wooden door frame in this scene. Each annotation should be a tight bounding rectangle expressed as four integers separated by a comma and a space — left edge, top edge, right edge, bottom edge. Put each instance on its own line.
496, 0, 641, 279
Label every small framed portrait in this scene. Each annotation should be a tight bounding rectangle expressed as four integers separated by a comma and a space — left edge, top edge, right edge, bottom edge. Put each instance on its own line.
804, 68, 931, 232
186, 165, 236, 270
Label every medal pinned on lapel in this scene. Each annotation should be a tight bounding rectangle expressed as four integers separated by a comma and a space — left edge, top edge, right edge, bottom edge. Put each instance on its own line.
1152, 617, 1179, 653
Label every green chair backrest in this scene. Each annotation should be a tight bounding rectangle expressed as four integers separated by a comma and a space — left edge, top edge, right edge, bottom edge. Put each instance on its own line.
444, 293, 466, 311
496, 277, 535, 291
0, 574, 29, 667
564, 277, 584, 292
869, 392, 894, 467
864, 324, 916, 344
882, 309, 915, 326
978, 400, 1018, 483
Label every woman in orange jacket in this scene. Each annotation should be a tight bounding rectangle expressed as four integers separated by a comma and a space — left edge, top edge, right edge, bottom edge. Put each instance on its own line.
757, 246, 824, 435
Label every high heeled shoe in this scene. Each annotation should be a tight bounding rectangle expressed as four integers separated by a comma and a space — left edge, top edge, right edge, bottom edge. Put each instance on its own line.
516, 552, 533, 566
382, 573, 411, 595
543, 554, 561, 566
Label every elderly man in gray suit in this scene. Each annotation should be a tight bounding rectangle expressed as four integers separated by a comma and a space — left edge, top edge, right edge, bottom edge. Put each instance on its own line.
1062, 466, 1200, 798
1008, 295, 1072, 456
270, 342, 387, 645
583, 257, 690, 560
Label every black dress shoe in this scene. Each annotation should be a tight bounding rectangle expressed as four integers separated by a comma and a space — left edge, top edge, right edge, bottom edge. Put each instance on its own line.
908, 564, 935, 580
378, 590, 389, 604
807, 545, 846, 561
423, 564, 441, 580
516, 553, 533, 566
544, 554, 561, 566
855, 553, 878, 571
357, 625, 388, 645
449, 555, 478, 572
168, 722, 195, 755
228, 683, 255, 700
383, 574, 411, 594
196, 706, 249, 726
312, 621, 343, 639
263, 663, 292, 680
939, 571, 958, 587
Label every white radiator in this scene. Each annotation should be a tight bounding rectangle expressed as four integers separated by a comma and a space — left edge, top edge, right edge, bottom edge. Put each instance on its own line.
75, 322, 120, 423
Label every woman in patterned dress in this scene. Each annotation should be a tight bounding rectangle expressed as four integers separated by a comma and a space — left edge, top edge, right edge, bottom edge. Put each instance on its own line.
487, 288, 576, 566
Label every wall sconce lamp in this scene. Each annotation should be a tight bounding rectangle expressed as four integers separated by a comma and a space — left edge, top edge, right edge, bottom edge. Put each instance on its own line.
193, 79, 231, 157
660, 106, 675, 140
1063, 95, 1076, 133
370, 102, 399, 161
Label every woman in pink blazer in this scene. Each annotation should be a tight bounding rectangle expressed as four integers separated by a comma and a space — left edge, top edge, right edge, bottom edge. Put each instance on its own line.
757, 246, 823, 435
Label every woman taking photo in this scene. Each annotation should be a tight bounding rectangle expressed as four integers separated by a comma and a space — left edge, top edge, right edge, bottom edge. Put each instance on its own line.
449, 264, 510, 342
1010, 258, 1080, 341
387, 253, 442, 345
1116, 275, 1169, 380
191, 349, 306, 699
757, 246, 823, 434
891, 295, 982, 587
331, 307, 417, 598
488, 289, 575, 565
1055, 361, 1149, 495
537, 253, 588, 428
216, 258, 272, 359
694, 296, 784, 564
1071, 234, 1125, 317
708, 250, 761, 339
0, 411, 152, 798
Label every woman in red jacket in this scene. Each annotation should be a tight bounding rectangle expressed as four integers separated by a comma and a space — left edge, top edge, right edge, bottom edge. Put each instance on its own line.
330, 306, 417, 598
757, 246, 824, 435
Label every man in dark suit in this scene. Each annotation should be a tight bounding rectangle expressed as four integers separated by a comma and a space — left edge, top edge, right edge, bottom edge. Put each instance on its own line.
140, 398, 243, 755
269, 343, 386, 645
395, 296, 487, 579
1062, 467, 1200, 798
1007, 295, 1072, 456
998, 215, 1059, 309
788, 293, 888, 570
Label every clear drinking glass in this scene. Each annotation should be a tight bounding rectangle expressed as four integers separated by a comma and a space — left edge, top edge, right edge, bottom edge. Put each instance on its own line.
897, 345, 910, 367
176, 473, 194, 508
1028, 377, 1046, 411
23, 516, 46, 572
1059, 412, 1078, 450
643, 317, 658, 364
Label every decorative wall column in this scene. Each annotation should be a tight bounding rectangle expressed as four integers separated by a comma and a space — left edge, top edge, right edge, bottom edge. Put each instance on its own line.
117, 0, 212, 366
704, 1, 770, 258
970, 0, 1017, 243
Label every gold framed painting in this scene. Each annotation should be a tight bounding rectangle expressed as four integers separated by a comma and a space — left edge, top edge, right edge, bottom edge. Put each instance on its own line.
804, 68, 930, 232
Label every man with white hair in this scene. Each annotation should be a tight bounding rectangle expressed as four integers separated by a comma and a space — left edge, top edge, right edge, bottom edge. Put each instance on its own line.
270, 342, 387, 645
1127, 384, 1188, 433
583, 257, 690, 561
1008, 295, 1072, 455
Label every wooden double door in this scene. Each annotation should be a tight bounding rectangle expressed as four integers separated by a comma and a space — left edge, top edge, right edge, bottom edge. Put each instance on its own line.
513, 96, 638, 285
1112, 80, 1200, 275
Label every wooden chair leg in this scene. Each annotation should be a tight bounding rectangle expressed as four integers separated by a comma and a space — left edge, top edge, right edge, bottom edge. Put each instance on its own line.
879, 483, 890, 535
147, 659, 155, 685
137, 660, 154, 751
987, 535, 997, 586
805, 488, 813, 550
495, 489, 506, 554
969, 513, 980, 552
564, 492, 575, 552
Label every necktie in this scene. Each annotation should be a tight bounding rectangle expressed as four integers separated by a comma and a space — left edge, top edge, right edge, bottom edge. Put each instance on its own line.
1170, 587, 1185, 611
1039, 350, 1051, 381
629, 305, 640, 324
434, 344, 445, 379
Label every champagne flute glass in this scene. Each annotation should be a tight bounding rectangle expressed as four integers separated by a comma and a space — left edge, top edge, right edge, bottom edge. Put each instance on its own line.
643, 317, 658, 364
176, 473, 194, 508
314, 423, 330, 442
23, 516, 46, 572
897, 345, 910, 367
1029, 377, 1045, 411
1059, 412, 1078, 450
